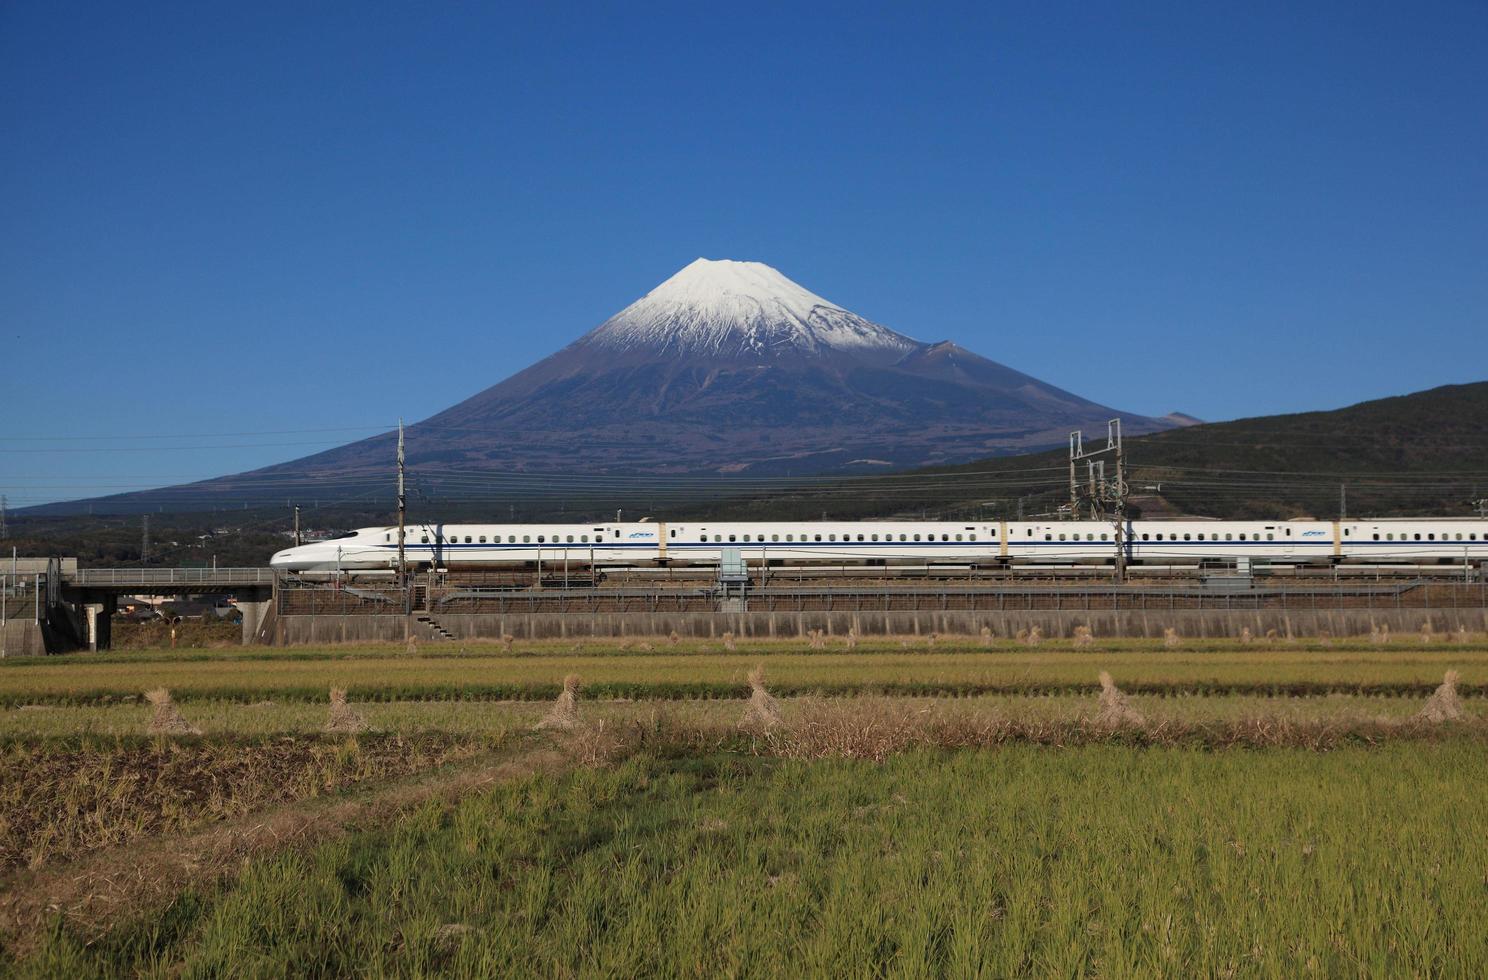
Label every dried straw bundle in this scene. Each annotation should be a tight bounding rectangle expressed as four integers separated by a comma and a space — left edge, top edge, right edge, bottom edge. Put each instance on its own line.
500, 634, 515, 651
668, 630, 681, 646
808, 629, 826, 650
145, 688, 201, 736
740, 665, 783, 729
1073, 626, 1093, 648
722, 631, 737, 651
1163, 628, 1180, 649
405, 635, 419, 656
1417, 670, 1464, 723
1096, 671, 1144, 727
1420, 621, 1435, 644
1019, 626, 1042, 648
1239, 627, 1253, 645
979, 626, 993, 648
1453, 626, 1470, 644
844, 628, 858, 650
1370, 624, 1390, 645
926, 632, 939, 648
325, 687, 367, 734
536, 674, 581, 730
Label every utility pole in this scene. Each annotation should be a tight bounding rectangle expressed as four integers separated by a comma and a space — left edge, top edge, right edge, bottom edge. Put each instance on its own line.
396, 419, 407, 590
1068, 434, 1079, 519
293, 505, 302, 547
1070, 420, 1128, 581
141, 515, 150, 565
1340, 483, 1347, 521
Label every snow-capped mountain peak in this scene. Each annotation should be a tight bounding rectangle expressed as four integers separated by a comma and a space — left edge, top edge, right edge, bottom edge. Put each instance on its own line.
584, 258, 918, 358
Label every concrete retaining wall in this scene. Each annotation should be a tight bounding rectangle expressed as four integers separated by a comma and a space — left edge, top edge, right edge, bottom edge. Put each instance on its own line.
272, 607, 1488, 645
1, 620, 46, 657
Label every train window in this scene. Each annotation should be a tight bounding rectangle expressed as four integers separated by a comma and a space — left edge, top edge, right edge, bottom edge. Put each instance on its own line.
523, 535, 530, 543
1141, 533, 1149, 541
508, 535, 516, 543
858, 534, 865, 541
969, 534, 977, 541
479, 536, 486, 543
828, 534, 836, 542
871, 534, 879, 541
728, 535, 737, 543
813, 534, 821, 542
955, 534, 963, 542
462, 536, 470, 543
420, 535, 429, 544
1427, 533, 1435, 541
566, 535, 574, 543
1100, 533, 1109, 541
537, 535, 545, 543
772, 534, 780, 542
914, 534, 922, 542
1184, 534, 1192, 541
1045, 534, 1052, 541
786, 534, 795, 542
1226, 533, 1233, 541
1266, 534, 1274, 541
385, 534, 391, 542
1058, 533, 1066, 541
1455, 533, 1463, 541
581, 535, 589, 543
1373, 534, 1379, 541
1026, 529, 1032, 537
1414, 534, 1422, 541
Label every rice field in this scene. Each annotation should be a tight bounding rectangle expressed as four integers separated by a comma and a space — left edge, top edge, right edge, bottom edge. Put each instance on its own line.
2, 637, 1486, 705
22, 744, 1488, 976
1, 637, 1484, 975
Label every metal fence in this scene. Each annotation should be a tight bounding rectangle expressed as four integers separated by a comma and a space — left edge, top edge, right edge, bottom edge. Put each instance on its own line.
1, 575, 39, 621
276, 579, 1488, 617
68, 567, 277, 587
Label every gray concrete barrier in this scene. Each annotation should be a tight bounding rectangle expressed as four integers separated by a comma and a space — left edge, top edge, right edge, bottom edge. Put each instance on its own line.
270, 608, 1488, 645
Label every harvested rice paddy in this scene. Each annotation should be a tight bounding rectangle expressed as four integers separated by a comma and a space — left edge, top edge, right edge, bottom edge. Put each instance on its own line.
2, 638, 1484, 975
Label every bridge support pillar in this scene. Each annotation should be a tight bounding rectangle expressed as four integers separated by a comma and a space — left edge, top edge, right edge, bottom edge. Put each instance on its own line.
84, 598, 114, 651
239, 599, 270, 645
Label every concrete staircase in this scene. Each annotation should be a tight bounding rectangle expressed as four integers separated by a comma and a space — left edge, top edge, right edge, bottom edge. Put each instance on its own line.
415, 614, 456, 641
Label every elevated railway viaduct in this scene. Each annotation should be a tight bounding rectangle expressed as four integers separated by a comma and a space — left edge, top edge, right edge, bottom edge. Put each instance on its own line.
4, 562, 1486, 653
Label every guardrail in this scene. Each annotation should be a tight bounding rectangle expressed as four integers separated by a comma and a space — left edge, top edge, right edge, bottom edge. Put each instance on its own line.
67, 568, 277, 587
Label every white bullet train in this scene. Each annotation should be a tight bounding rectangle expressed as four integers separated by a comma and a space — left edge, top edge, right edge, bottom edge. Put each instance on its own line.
270, 518, 1488, 572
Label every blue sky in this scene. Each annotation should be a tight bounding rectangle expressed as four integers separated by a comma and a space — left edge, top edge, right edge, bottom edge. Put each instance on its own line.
3, 1, 1485, 507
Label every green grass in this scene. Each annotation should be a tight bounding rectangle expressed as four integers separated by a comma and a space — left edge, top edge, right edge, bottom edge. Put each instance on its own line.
2, 642, 1487, 705
25, 742, 1488, 977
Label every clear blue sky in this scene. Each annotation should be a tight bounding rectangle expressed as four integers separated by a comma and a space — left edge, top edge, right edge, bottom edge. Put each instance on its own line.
3, 1, 1485, 507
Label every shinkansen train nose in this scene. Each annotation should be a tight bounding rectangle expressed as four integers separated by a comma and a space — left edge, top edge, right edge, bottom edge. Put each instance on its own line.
270, 547, 309, 570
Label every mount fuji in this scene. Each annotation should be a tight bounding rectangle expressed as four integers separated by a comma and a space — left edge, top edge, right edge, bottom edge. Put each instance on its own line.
46, 259, 1175, 512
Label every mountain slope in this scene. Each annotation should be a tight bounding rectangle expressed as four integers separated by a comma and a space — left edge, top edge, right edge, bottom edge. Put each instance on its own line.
708, 382, 1488, 522
36, 259, 1172, 513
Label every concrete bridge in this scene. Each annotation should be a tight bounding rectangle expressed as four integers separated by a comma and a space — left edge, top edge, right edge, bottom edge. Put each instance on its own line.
2, 561, 275, 654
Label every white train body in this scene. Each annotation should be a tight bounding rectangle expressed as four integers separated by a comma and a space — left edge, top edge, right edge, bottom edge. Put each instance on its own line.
270, 518, 1488, 572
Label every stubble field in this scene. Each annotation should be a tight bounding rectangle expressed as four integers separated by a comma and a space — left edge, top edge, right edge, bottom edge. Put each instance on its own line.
2, 636, 1486, 976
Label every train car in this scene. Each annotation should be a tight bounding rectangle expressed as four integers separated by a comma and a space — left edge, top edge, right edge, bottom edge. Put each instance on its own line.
269, 517, 1488, 573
